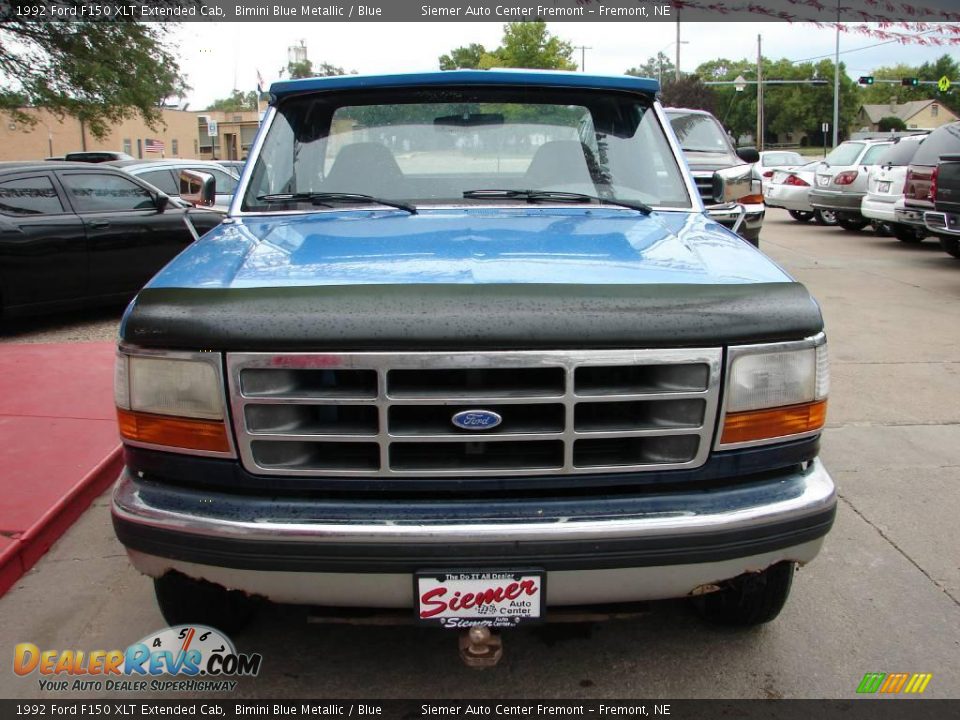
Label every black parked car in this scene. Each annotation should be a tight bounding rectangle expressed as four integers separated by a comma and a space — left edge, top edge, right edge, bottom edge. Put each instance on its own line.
0, 162, 221, 318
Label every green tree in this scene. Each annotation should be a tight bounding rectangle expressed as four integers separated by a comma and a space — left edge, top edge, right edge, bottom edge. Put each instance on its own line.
439, 22, 576, 71
626, 53, 675, 84
695, 57, 859, 145
660, 76, 717, 114
287, 59, 352, 79
439, 44, 489, 70
206, 90, 259, 112
859, 55, 960, 116
0, 21, 185, 139
878, 116, 907, 132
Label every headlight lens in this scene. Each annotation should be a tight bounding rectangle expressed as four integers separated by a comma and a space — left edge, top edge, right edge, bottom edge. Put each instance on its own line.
720, 337, 828, 447
114, 351, 231, 455
128, 356, 223, 420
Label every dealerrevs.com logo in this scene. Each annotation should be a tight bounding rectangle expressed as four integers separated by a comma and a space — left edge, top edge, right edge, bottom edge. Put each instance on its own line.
14, 625, 262, 693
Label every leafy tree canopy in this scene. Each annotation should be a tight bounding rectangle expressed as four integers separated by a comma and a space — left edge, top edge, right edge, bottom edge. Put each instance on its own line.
287, 58, 354, 79
694, 57, 859, 145
859, 54, 960, 116
206, 90, 259, 112
625, 53, 676, 84
659, 76, 717, 115
0, 20, 185, 139
878, 116, 908, 132
439, 22, 576, 71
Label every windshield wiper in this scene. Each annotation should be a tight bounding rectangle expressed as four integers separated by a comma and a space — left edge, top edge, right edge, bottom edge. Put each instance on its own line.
462, 189, 652, 215
257, 192, 417, 214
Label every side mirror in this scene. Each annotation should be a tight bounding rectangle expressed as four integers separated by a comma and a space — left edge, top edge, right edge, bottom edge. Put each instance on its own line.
712, 166, 755, 204
736, 146, 760, 163
179, 169, 216, 207
154, 192, 169, 212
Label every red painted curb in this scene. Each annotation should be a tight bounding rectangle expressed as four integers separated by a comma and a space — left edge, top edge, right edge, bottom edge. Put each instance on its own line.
0, 445, 123, 598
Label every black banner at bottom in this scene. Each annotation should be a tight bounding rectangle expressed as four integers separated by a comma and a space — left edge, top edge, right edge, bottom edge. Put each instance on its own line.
1, 700, 958, 720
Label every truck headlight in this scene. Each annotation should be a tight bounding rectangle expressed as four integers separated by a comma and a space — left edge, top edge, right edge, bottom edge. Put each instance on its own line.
718, 335, 828, 448
114, 351, 233, 455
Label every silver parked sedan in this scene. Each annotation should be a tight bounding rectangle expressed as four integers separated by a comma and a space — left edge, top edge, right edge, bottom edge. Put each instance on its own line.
808, 139, 893, 231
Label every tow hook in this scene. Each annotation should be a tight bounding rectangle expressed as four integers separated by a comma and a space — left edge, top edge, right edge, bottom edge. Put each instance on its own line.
459, 626, 503, 668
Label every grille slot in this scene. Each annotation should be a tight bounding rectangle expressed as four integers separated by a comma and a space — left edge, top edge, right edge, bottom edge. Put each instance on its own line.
245, 404, 378, 435
575, 364, 708, 396
574, 436, 700, 468
228, 349, 722, 477
575, 399, 706, 433
390, 403, 564, 436
693, 172, 716, 204
388, 367, 564, 399
391, 441, 564, 472
241, 368, 377, 399
251, 440, 380, 471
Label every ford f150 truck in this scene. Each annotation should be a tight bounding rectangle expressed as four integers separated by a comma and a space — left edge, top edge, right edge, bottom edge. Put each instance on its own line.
111, 70, 835, 664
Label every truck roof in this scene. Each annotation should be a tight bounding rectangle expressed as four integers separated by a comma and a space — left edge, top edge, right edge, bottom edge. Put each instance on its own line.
269, 69, 660, 99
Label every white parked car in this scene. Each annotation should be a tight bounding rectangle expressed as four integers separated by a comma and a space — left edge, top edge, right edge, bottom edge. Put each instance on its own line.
763, 160, 838, 225
808, 139, 893, 231
757, 151, 804, 193
861, 135, 927, 242
108, 159, 240, 212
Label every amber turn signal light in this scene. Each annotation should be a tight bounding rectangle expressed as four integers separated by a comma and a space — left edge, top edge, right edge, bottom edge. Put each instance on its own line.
117, 408, 231, 453
720, 400, 827, 445
739, 194, 765, 205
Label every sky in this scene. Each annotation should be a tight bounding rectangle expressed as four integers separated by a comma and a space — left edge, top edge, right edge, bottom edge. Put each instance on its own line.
171, 21, 959, 109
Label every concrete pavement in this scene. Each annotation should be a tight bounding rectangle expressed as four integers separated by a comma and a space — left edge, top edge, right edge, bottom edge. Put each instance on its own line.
0, 209, 957, 699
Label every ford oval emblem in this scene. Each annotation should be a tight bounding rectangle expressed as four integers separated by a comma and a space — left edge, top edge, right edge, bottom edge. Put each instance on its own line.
451, 409, 502, 431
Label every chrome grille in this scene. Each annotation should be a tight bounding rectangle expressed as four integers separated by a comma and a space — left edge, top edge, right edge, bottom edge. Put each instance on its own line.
227, 349, 722, 478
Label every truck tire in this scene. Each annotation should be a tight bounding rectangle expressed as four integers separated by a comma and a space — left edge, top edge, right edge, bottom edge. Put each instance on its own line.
788, 210, 814, 223
940, 235, 960, 258
893, 224, 925, 243
837, 217, 869, 232
694, 562, 795, 627
813, 210, 837, 226
153, 572, 259, 633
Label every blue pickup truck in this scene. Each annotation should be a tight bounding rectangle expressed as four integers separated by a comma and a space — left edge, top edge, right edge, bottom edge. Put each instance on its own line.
111, 70, 834, 663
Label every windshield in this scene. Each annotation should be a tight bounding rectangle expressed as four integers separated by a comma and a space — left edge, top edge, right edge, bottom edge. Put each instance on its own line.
824, 142, 865, 166
666, 112, 733, 154
242, 87, 691, 212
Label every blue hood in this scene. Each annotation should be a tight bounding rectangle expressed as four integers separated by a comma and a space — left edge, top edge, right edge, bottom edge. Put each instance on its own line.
149, 208, 791, 290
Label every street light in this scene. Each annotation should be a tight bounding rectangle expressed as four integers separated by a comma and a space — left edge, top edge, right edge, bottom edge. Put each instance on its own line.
734, 75, 747, 92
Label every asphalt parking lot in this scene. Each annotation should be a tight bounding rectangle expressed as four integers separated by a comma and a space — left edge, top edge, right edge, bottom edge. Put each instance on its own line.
1, 208, 958, 700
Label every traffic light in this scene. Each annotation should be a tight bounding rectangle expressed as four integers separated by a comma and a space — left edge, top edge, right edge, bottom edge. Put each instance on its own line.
902, 77, 920, 87
858, 76, 875, 85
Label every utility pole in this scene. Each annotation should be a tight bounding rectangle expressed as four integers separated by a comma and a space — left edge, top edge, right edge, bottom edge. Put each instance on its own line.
575, 45, 591, 72
832, 0, 840, 148
757, 34, 763, 151
675, 13, 681, 82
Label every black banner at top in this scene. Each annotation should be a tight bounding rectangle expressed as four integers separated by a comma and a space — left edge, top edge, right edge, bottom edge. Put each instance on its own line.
3, 0, 960, 22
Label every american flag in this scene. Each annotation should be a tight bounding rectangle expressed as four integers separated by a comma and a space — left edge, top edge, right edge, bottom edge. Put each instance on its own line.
144, 138, 165, 153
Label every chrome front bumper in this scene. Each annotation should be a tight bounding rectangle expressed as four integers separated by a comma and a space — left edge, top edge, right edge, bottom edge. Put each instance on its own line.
112, 459, 836, 606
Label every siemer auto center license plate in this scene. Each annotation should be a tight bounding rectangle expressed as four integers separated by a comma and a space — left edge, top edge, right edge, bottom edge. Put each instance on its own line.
416, 571, 545, 628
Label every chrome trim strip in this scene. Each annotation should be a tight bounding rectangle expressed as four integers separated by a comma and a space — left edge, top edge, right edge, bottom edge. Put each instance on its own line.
111, 458, 835, 545
227, 348, 722, 478
714, 333, 827, 452
228, 105, 275, 217
116, 346, 238, 460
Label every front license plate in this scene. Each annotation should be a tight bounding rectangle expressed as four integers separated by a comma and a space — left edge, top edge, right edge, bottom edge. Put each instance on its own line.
415, 570, 545, 628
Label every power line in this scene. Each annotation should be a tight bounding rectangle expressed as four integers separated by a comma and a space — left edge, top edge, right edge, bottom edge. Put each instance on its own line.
789, 29, 938, 65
